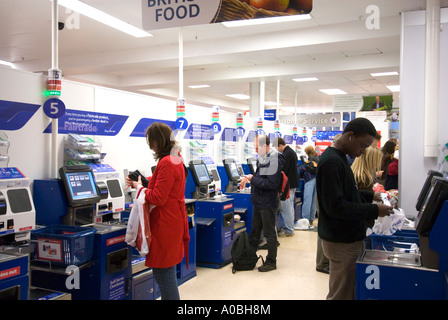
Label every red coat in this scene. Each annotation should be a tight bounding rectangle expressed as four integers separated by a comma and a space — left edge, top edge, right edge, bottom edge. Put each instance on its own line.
143, 154, 189, 268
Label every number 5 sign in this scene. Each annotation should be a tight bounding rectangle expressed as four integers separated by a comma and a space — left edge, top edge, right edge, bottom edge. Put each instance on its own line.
43, 98, 66, 119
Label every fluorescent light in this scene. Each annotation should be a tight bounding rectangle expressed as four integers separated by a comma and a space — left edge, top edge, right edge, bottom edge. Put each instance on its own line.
386, 85, 400, 92
226, 94, 250, 100
55, 0, 153, 38
293, 77, 318, 82
0, 60, 14, 68
370, 71, 399, 77
188, 85, 210, 89
319, 89, 347, 95
222, 14, 311, 28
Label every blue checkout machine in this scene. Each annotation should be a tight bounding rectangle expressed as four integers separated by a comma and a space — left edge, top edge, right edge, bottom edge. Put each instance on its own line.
356, 173, 448, 300
186, 160, 240, 268
0, 167, 35, 300
32, 165, 132, 300
217, 158, 254, 234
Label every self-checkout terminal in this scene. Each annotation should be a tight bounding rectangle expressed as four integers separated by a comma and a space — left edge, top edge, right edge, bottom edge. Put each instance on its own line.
356, 171, 448, 300
217, 158, 253, 233
32, 165, 131, 300
187, 159, 235, 268
0, 167, 35, 300
0, 168, 35, 243
89, 163, 125, 223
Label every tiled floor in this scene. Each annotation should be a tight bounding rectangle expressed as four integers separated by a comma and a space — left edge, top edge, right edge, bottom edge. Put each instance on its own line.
178, 226, 329, 300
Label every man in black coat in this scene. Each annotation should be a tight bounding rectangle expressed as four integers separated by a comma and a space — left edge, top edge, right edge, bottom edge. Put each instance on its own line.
316, 117, 393, 299
273, 137, 299, 236
244, 135, 284, 272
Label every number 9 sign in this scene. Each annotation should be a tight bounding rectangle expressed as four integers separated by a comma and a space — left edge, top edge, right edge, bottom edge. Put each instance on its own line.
43, 98, 66, 119
211, 122, 221, 134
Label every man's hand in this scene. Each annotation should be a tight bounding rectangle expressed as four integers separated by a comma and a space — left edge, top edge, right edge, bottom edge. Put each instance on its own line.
377, 203, 394, 217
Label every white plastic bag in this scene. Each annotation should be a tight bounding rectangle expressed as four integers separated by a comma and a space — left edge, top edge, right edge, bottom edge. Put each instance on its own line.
125, 193, 142, 246
125, 188, 152, 256
372, 208, 406, 235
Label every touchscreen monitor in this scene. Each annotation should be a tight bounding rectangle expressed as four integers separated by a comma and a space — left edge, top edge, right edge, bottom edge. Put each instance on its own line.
59, 165, 100, 206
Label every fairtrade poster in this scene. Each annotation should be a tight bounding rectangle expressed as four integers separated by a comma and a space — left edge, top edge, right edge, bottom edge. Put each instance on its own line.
142, 0, 312, 30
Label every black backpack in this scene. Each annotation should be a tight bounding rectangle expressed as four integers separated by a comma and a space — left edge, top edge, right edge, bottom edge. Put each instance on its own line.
231, 232, 263, 273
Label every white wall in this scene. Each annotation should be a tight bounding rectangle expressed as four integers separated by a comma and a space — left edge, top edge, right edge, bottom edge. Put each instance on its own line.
400, 8, 448, 218
0, 66, 239, 188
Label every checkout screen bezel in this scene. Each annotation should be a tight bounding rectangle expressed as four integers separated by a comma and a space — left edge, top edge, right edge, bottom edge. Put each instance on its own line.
227, 162, 240, 180
192, 163, 212, 186
65, 171, 98, 201
60, 166, 101, 206
415, 177, 448, 235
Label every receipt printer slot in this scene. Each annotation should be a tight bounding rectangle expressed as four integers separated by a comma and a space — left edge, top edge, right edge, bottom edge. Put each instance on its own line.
106, 248, 129, 273
223, 212, 233, 227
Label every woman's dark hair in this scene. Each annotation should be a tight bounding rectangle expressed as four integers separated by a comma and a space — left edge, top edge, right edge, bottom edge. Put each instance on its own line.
382, 139, 397, 155
343, 117, 377, 137
146, 122, 178, 161
380, 139, 397, 171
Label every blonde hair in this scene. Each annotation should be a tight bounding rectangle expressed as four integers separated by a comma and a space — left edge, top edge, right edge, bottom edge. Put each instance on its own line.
304, 145, 317, 156
351, 146, 382, 189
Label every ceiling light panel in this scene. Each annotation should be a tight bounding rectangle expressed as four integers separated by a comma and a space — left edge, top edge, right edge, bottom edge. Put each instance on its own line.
319, 89, 347, 95
55, 0, 153, 38
226, 94, 250, 100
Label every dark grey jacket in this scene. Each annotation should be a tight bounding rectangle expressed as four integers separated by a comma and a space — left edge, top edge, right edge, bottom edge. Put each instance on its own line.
250, 150, 285, 209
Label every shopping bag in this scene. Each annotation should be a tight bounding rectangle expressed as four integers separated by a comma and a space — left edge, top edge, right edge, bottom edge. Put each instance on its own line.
125, 188, 153, 256
125, 194, 141, 246
372, 208, 406, 235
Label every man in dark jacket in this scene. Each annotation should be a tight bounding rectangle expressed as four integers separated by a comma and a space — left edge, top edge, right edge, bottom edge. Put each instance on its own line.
316, 117, 393, 299
273, 137, 299, 236
244, 135, 284, 272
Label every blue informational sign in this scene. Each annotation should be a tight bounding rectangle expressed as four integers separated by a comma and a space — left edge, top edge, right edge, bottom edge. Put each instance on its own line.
210, 122, 221, 134
43, 98, 66, 119
292, 133, 299, 141
184, 123, 214, 140
43, 109, 128, 136
256, 129, 265, 135
220, 128, 234, 142
284, 135, 293, 144
315, 131, 343, 140
0, 99, 40, 131
175, 117, 189, 130
245, 130, 257, 143
0, 167, 26, 179
130, 118, 176, 137
88, 163, 116, 173
235, 127, 245, 138
264, 109, 276, 121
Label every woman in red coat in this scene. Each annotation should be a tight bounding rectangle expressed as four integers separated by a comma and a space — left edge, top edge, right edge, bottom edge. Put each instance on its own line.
126, 122, 189, 300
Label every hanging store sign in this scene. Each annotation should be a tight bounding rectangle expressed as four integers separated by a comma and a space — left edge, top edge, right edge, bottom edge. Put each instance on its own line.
142, 0, 220, 30
142, 0, 312, 30
279, 113, 341, 128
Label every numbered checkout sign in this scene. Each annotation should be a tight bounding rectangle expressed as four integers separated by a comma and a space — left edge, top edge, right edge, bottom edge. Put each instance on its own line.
175, 117, 189, 131
43, 98, 66, 119
210, 122, 221, 135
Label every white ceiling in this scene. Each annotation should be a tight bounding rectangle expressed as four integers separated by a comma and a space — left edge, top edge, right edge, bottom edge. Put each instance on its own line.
1, 0, 446, 113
